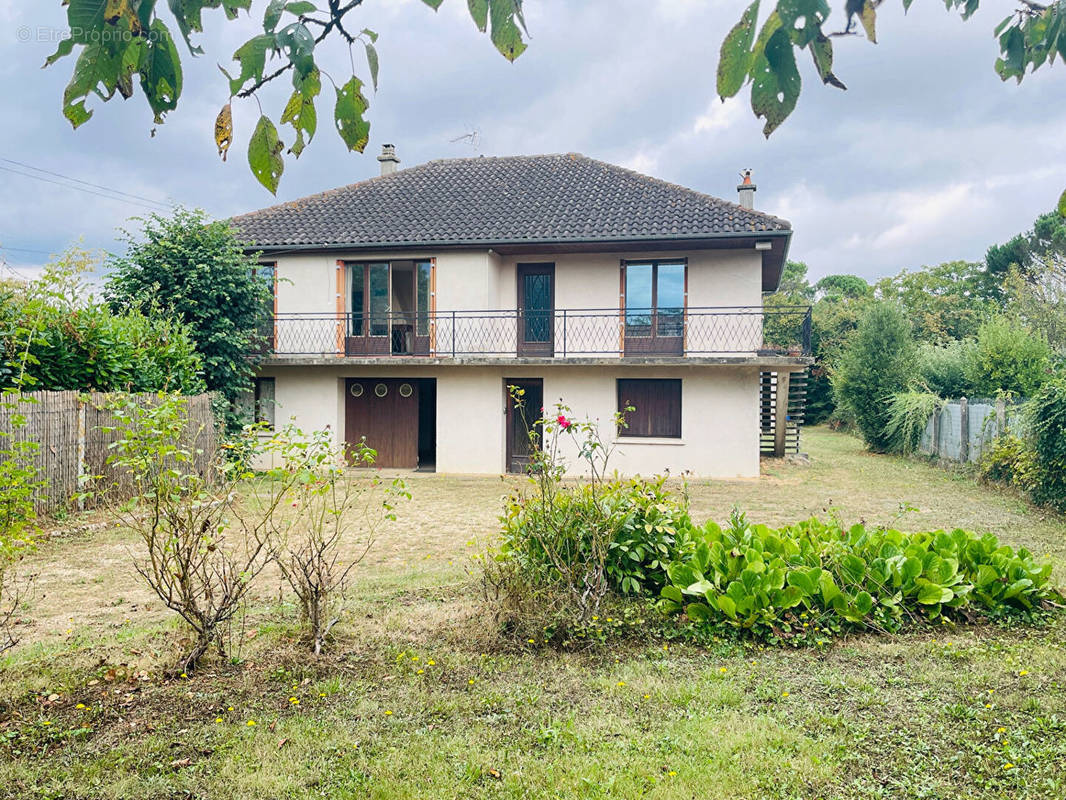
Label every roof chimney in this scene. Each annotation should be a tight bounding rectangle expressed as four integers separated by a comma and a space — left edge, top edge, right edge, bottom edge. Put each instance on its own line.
737, 169, 756, 209
378, 143, 400, 176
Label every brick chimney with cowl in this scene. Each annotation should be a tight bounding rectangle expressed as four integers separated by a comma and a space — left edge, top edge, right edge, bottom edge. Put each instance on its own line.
737, 169, 756, 209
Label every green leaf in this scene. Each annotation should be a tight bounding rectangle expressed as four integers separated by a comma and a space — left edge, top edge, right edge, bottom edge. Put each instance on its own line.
750, 26, 800, 137
685, 602, 712, 622
468, 0, 489, 31
422, 0, 444, 8
139, 19, 183, 123
60, 41, 125, 128
226, 34, 275, 96
248, 114, 285, 194
661, 585, 684, 604
810, 34, 846, 89
778, 0, 829, 47
281, 67, 320, 157
287, 1, 318, 15
264, 0, 289, 32
859, 0, 877, 43
276, 23, 316, 77
717, 0, 759, 100
916, 580, 952, 605
786, 569, 816, 595
364, 41, 380, 91
489, 0, 528, 61
334, 76, 371, 153
1058, 187, 1066, 218
715, 594, 738, 620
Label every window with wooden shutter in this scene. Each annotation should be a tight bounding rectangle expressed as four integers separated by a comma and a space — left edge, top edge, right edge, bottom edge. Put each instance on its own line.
617, 379, 682, 438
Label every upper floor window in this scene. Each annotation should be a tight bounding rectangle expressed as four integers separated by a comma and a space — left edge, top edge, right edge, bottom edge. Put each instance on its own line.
624, 260, 685, 336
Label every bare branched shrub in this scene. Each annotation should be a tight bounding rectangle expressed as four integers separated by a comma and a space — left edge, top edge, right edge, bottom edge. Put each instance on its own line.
267, 427, 409, 654
105, 393, 300, 673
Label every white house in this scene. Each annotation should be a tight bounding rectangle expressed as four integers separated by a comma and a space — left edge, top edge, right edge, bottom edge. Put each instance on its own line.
231, 148, 810, 477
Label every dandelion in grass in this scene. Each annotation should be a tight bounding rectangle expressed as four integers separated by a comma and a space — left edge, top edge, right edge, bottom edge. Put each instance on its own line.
246, 720, 256, 726
996, 727, 1006, 734
227, 706, 234, 711
718, 667, 727, 674
385, 710, 393, 716
1018, 670, 1029, 676
668, 771, 677, 777
781, 691, 790, 698
1004, 763, 1015, 770
643, 694, 650, 700
616, 681, 626, 687
468, 678, 476, 685
215, 717, 223, 723
417, 669, 424, 675
427, 660, 435, 666
75, 703, 86, 710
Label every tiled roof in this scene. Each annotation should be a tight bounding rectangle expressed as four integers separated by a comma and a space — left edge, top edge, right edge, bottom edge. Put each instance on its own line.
231, 153, 791, 249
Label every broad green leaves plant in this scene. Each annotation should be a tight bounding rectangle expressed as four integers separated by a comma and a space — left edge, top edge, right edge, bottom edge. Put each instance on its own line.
47, 0, 529, 193
660, 511, 1061, 642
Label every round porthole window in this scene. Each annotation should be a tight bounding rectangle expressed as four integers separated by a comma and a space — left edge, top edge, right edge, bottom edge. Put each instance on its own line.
349, 382, 364, 398
374, 383, 388, 398
399, 383, 413, 398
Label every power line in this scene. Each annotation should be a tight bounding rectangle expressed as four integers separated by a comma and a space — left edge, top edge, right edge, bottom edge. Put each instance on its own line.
0, 164, 174, 213
0, 156, 178, 209
0, 245, 54, 256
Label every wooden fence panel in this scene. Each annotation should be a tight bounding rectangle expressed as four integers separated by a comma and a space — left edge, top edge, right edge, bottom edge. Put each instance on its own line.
0, 391, 219, 516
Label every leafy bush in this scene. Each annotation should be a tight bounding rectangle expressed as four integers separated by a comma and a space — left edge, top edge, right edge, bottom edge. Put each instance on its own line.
977, 435, 1039, 491
499, 476, 693, 599
1027, 379, 1066, 511
482, 394, 692, 639
660, 512, 1061, 643
0, 249, 205, 395
966, 315, 1050, 398
884, 387, 943, 454
916, 340, 976, 398
106, 209, 272, 429
832, 302, 915, 452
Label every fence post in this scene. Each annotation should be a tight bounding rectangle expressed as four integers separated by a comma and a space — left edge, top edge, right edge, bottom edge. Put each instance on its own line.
959, 397, 969, 463
931, 406, 941, 458
996, 396, 1007, 436
774, 370, 791, 458
76, 395, 87, 511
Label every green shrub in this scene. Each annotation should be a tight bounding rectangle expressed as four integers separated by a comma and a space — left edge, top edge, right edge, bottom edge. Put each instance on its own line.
832, 303, 915, 452
916, 340, 976, 398
660, 511, 1060, 643
977, 435, 1039, 491
500, 476, 693, 600
966, 315, 1050, 398
1027, 379, 1066, 511
884, 388, 943, 454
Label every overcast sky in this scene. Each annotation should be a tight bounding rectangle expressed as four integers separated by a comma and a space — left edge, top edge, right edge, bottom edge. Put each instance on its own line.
1, 0, 1064, 285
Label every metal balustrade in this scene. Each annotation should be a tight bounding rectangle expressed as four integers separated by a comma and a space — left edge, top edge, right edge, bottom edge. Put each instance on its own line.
265, 306, 812, 359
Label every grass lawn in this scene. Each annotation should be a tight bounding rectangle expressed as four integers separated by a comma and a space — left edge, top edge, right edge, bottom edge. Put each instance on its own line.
1, 427, 1064, 799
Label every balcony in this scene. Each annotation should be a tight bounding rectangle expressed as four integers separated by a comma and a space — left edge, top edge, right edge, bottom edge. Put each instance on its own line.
263, 306, 812, 362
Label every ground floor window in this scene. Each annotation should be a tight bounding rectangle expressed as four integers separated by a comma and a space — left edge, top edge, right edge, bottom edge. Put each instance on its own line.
617, 378, 681, 438
253, 377, 276, 428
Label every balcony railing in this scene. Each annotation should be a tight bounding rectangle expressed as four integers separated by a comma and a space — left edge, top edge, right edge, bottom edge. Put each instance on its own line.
264, 306, 812, 359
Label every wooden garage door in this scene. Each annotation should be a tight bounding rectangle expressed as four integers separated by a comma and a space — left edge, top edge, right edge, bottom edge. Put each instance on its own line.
344, 379, 419, 468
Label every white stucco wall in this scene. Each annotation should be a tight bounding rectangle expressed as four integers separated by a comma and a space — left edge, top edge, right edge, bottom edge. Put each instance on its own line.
270, 247, 764, 317
256, 364, 761, 478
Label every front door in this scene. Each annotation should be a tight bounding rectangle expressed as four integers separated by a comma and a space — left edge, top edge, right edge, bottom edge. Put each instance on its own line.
344, 378, 419, 467
505, 379, 544, 474
517, 263, 555, 357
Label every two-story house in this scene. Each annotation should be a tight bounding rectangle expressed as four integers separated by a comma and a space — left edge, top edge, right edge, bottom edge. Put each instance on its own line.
231, 148, 810, 477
